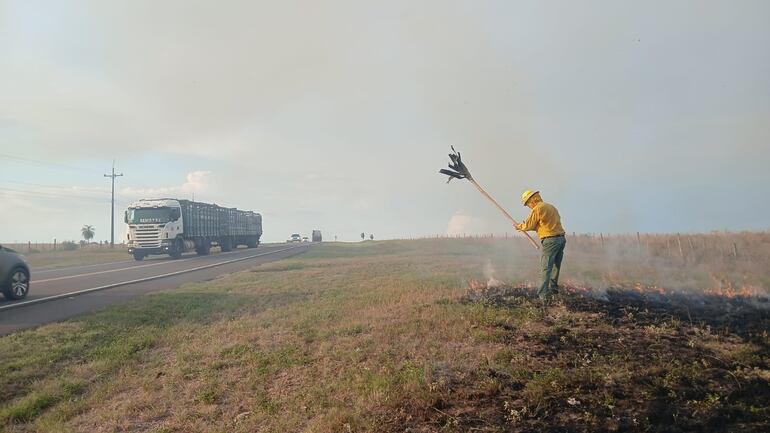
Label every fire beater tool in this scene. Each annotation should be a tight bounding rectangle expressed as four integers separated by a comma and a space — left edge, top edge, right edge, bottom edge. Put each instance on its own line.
439, 146, 540, 250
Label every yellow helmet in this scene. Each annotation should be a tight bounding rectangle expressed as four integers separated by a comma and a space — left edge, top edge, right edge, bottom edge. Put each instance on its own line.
520, 190, 539, 206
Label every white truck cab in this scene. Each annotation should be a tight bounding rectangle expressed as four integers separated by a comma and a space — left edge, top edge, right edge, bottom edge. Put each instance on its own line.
125, 199, 184, 260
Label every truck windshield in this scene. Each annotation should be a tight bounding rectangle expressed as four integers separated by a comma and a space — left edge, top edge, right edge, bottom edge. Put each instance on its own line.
127, 208, 172, 224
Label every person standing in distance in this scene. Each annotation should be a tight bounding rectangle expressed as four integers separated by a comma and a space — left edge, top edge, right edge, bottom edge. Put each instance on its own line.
515, 190, 566, 299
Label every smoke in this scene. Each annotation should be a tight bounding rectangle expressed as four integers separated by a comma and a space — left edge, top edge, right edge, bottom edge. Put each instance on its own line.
462, 232, 770, 309
483, 260, 504, 289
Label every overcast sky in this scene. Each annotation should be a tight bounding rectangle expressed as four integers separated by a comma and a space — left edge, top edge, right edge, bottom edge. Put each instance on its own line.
1, 0, 769, 243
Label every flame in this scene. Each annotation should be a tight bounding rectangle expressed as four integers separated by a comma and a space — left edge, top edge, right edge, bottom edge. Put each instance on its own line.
706, 273, 764, 299
467, 279, 487, 293
562, 280, 592, 294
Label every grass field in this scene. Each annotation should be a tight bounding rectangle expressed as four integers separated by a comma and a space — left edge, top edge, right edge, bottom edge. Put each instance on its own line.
19, 247, 130, 271
1, 237, 768, 432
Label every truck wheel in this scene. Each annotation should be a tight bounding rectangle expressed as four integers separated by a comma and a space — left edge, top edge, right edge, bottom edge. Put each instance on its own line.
247, 237, 258, 248
133, 253, 145, 261
168, 239, 184, 260
2, 267, 30, 300
220, 239, 232, 252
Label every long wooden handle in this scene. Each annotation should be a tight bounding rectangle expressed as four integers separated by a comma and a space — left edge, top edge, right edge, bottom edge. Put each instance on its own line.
468, 179, 540, 250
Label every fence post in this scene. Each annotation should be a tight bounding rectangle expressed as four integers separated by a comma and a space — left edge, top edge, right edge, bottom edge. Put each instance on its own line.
600, 233, 604, 248
637, 232, 642, 257
677, 233, 684, 259
732, 242, 738, 258
54, 238, 57, 250
720, 242, 725, 260
28, 241, 31, 253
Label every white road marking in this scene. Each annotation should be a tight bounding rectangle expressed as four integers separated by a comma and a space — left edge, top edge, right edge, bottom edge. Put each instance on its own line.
34, 256, 198, 283
0, 245, 307, 312
34, 260, 134, 274
31, 244, 284, 275
32, 248, 258, 283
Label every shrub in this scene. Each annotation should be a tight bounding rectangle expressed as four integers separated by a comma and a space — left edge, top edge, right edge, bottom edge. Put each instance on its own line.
60, 241, 78, 251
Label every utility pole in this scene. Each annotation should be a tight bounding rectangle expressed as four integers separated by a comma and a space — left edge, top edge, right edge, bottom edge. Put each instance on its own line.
104, 160, 123, 248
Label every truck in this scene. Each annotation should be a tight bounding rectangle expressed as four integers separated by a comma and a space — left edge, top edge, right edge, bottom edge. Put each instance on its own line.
125, 198, 262, 261
312, 230, 322, 242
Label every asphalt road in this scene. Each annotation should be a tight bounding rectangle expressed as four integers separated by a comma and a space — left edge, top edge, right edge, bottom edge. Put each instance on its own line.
0, 243, 310, 335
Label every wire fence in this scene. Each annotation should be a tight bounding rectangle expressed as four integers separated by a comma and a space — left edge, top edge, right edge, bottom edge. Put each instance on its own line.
4, 232, 768, 265
1, 241, 127, 253
389, 231, 769, 264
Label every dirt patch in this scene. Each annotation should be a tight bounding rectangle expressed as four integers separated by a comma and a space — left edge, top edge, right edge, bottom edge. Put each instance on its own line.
382, 284, 770, 432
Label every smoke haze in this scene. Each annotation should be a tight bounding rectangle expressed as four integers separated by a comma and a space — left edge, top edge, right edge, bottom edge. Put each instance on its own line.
1, 0, 769, 242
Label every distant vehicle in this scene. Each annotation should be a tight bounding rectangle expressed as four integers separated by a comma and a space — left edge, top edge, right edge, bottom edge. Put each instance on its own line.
125, 198, 262, 261
302, 237, 309, 242
312, 230, 322, 242
0, 245, 30, 300
288, 233, 302, 243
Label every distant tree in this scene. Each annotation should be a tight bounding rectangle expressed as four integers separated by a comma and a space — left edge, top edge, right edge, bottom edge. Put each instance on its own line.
360, 232, 365, 241
370, 234, 374, 240
81, 225, 95, 243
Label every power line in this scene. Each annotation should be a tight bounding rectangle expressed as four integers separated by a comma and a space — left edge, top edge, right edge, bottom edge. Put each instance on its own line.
104, 160, 123, 247
0, 185, 132, 205
0, 187, 110, 202
0, 152, 103, 175
0, 179, 110, 194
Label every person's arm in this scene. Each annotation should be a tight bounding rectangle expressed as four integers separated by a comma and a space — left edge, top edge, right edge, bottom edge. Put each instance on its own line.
516, 207, 539, 232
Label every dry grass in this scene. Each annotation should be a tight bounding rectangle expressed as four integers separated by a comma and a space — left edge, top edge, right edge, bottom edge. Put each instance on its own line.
20, 247, 130, 271
0, 237, 768, 432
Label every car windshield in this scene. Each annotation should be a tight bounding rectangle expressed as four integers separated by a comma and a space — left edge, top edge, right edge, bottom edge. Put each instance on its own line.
127, 208, 172, 224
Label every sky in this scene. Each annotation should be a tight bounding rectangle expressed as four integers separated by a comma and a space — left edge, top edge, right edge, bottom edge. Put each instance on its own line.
1, 0, 769, 243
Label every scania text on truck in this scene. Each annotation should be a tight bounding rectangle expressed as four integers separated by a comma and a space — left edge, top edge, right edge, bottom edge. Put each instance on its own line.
125, 198, 262, 261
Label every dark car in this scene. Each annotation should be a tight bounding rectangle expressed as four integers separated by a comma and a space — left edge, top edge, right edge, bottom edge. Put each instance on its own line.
0, 245, 30, 300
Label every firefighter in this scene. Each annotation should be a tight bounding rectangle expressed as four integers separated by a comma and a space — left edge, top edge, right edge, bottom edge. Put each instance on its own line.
515, 190, 566, 299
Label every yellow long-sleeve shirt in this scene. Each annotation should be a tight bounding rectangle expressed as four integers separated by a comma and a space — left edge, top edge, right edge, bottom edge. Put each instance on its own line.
519, 201, 565, 239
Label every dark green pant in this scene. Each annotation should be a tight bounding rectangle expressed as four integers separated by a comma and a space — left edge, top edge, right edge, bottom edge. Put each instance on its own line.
539, 235, 566, 297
